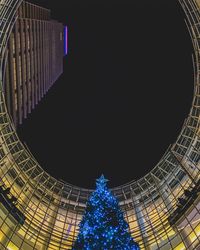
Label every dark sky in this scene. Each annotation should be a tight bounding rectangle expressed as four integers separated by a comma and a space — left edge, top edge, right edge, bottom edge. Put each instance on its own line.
17, 0, 194, 188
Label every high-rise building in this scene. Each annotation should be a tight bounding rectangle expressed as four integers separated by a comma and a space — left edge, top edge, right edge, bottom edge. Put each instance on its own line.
3, 1, 64, 127
0, 0, 200, 250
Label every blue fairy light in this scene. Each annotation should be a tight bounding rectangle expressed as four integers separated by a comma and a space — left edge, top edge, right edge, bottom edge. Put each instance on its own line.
72, 175, 140, 250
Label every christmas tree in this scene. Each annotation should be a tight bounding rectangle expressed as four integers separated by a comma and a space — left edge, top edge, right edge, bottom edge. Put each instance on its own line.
72, 175, 140, 250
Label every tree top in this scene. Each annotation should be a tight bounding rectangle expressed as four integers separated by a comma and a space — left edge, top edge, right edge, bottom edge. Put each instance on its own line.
96, 174, 109, 189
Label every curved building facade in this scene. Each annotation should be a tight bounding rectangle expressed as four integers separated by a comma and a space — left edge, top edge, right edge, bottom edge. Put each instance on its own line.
0, 0, 199, 249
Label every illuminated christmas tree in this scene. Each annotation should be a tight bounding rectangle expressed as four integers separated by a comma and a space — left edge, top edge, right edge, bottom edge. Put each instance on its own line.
72, 175, 140, 250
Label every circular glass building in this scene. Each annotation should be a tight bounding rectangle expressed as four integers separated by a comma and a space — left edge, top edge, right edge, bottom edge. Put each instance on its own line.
0, 0, 200, 249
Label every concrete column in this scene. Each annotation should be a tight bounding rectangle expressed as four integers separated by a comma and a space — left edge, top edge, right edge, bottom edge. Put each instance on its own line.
40, 202, 59, 250
160, 185, 173, 212
171, 150, 197, 184
180, 227, 192, 249
134, 199, 150, 250
182, 156, 199, 182
152, 174, 173, 212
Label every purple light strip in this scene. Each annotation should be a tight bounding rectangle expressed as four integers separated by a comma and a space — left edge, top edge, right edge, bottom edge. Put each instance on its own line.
65, 26, 68, 55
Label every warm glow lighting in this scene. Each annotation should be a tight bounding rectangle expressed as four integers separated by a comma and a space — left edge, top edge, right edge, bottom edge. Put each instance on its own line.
194, 224, 200, 237
7, 242, 19, 250
190, 231, 197, 243
174, 243, 185, 250
0, 231, 5, 242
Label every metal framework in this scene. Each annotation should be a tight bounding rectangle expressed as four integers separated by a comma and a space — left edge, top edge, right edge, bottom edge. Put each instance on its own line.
0, 0, 200, 249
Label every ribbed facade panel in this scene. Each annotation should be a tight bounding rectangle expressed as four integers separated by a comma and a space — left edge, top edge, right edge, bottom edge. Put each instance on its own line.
4, 1, 64, 127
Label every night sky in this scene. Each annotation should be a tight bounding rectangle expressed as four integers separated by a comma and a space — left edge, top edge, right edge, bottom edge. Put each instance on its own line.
17, 0, 194, 188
